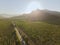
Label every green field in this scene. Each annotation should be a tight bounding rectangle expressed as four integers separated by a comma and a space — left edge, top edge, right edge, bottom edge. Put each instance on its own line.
15, 21, 60, 45
0, 20, 16, 45
0, 19, 60, 45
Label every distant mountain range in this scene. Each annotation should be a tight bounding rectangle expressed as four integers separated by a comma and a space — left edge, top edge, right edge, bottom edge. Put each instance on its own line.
0, 9, 60, 24
0, 14, 17, 19
0, 16, 5, 19
12, 9, 60, 24
11, 9, 60, 24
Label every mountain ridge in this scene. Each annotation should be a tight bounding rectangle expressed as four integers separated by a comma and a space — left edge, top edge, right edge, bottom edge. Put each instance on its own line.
11, 9, 60, 25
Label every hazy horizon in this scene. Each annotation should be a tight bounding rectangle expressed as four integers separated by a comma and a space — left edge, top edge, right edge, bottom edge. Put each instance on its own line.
0, 0, 60, 16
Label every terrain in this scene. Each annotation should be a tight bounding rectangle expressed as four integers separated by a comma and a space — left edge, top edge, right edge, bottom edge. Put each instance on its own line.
15, 21, 60, 45
0, 9, 60, 45
0, 20, 16, 45
11, 9, 60, 25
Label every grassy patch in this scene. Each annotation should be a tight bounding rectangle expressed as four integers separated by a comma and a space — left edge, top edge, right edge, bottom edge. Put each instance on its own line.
15, 21, 60, 45
0, 20, 16, 45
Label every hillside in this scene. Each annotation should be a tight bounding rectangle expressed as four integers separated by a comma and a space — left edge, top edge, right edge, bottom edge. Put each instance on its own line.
0, 15, 5, 19
15, 21, 60, 45
11, 9, 60, 25
0, 10, 60, 45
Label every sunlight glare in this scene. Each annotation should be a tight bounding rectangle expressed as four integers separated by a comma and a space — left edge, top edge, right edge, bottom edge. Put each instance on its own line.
24, 1, 43, 13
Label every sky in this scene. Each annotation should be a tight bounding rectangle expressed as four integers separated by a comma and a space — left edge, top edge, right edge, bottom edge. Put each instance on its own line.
0, 0, 60, 15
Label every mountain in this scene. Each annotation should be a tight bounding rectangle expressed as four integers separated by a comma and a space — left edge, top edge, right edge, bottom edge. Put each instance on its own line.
0, 14, 12, 19
0, 15, 5, 19
11, 9, 60, 25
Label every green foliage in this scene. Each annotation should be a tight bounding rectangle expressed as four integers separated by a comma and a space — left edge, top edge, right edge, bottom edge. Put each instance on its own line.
0, 20, 16, 45
15, 21, 60, 45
